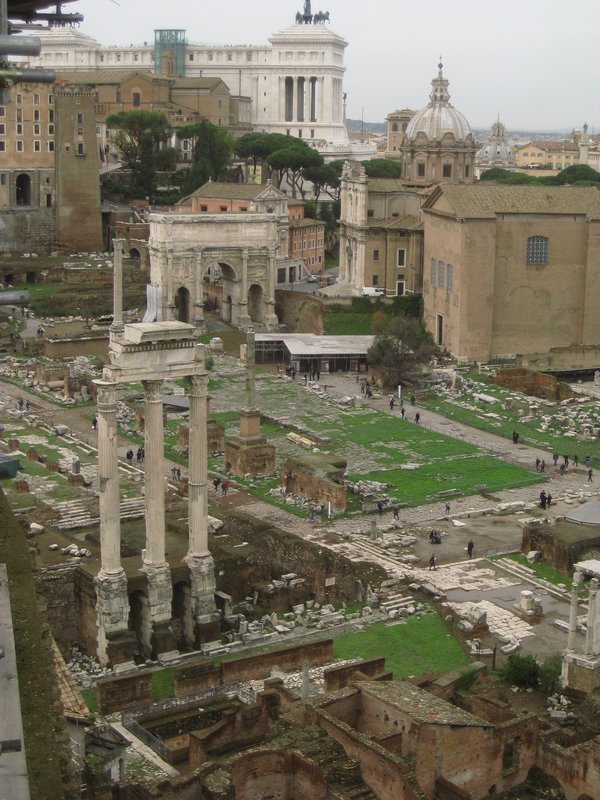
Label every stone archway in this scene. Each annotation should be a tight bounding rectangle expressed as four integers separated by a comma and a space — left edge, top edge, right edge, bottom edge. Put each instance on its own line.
174, 286, 191, 323
16, 173, 31, 207
219, 262, 238, 324
248, 283, 265, 325
129, 590, 150, 658
172, 580, 193, 649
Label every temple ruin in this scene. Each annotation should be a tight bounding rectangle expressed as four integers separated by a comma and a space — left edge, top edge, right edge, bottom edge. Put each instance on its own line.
94, 241, 218, 666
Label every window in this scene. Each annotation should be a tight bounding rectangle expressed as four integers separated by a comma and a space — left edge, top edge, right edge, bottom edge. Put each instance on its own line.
0, 173, 5, 183
132, 92, 141, 107
16, 109, 22, 123
46, 193, 52, 208
465, 164, 470, 178
0, 142, 5, 152
33, 109, 40, 123
33, 123, 40, 135
33, 94, 40, 104
0, 106, 5, 116
48, 95, 54, 105
367, 209, 374, 217
417, 162, 425, 177
0, 123, 4, 134
15, 173, 31, 205
372, 275, 379, 286
373, 249, 380, 261
442, 163, 452, 178
438, 261, 445, 289
208, 52, 213, 61
49, 110, 54, 123
219, 205, 227, 212
397, 249, 406, 267
34, 140, 41, 152
16, 93, 22, 104
134, 53, 139, 62
392, 122, 398, 132
77, 143, 85, 156
200, 205, 208, 211
16, 141, 23, 152
447, 264, 453, 293
77, 113, 83, 125
189, 53, 193, 61
116, 54, 121, 62
431, 258, 437, 287
227, 52, 232, 61
16, 123, 23, 135
48, 124, 54, 135
527, 236, 549, 265
396, 280, 405, 295
48, 141, 54, 152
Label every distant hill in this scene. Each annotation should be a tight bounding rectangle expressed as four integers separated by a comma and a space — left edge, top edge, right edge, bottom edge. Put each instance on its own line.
346, 118, 571, 141
347, 118, 386, 134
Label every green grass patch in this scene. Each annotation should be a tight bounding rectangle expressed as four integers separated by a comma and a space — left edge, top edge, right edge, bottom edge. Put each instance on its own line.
333, 613, 469, 679
497, 553, 573, 587
152, 668, 175, 701
81, 688, 97, 714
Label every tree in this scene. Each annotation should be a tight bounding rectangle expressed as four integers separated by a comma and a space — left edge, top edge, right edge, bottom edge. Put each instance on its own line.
501, 653, 539, 689
367, 315, 436, 387
303, 162, 341, 202
106, 110, 172, 198
267, 143, 323, 197
235, 132, 298, 181
176, 122, 234, 195
363, 158, 403, 178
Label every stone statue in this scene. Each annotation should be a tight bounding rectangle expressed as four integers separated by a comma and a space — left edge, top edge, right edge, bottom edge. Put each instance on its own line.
304, 0, 312, 15
296, 10, 302, 23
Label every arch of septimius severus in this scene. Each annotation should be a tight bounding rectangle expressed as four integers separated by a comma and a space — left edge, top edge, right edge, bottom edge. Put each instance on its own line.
94, 241, 219, 666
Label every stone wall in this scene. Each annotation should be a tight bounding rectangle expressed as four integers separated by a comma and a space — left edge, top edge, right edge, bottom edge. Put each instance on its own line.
494, 368, 574, 402
280, 454, 347, 513
0, 206, 57, 255
173, 639, 334, 697
324, 658, 388, 692
38, 563, 78, 644
96, 671, 153, 715
44, 334, 109, 360
518, 345, 600, 373
521, 523, 600, 573
274, 290, 324, 334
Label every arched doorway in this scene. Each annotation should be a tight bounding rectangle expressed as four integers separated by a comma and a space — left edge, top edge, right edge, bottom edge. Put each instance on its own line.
129, 247, 141, 262
248, 284, 265, 326
174, 286, 191, 323
16, 174, 31, 206
218, 262, 238, 324
129, 590, 150, 659
172, 580, 193, 649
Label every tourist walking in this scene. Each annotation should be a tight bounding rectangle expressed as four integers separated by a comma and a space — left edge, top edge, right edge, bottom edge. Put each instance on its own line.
539, 490, 547, 509
553, 453, 559, 466
222, 478, 231, 495
92, 416, 97, 431
540, 459, 545, 473
546, 493, 552, 507
400, 405, 405, 418
389, 396, 395, 410
428, 553, 437, 571
588, 469, 593, 483
535, 458, 540, 472
467, 540, 474, 559
415, 412, 420, 424
213, 477, 221, 492
126, 448, 134, 465
574, 454, 579, 467
444, 502, 451, 516
393, 507, 400, 520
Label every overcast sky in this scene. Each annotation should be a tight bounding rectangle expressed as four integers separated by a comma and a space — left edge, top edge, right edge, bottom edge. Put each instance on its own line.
73, 0, 599, 131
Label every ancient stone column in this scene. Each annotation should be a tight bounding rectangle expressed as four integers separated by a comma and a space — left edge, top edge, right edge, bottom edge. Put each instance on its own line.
94, 379, 132, 666
184, 367, 218, 646
193, 248, 205, 330
142, 379, 166, 566
265, 246, 279, 331
585, 578, 600, 656
566, 569, 583, 653
96, 381, 122, 574
111, 239, 125, 332
186, 373, 209, 558
238, 248, 251, 329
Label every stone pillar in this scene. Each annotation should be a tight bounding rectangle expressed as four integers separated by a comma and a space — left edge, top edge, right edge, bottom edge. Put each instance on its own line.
184, 370, 219, 647
141, 378, 175, 657
566, 570, 583, 653
111, 239, 125, 332
238, 248, 251, 329
585, 578, 600, 656
194, 248, 205, 330
265, 246, 279, 331
94, 379, 133, 666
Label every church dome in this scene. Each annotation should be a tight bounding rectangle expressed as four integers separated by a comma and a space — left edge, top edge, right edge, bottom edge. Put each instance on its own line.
476, 118, 516, 165
405, 62, 472, 142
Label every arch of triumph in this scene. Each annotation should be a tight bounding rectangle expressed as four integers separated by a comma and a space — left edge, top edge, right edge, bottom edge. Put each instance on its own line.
94, 241, 218, 665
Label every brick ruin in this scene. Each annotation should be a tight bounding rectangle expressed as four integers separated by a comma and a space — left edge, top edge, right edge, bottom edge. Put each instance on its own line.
494, 367, 574, 403
280, 452, 348, 513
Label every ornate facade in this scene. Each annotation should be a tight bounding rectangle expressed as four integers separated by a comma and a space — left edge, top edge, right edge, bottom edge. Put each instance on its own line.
400, 62, 476, 185
475, 118, 516, 177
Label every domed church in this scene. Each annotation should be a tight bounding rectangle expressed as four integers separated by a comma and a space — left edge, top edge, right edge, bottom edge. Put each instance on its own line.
400, 61, 476, 185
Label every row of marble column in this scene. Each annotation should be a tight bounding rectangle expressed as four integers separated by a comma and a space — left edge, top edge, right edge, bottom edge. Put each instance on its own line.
284, 75, 319, 124
96, 374, 209, 579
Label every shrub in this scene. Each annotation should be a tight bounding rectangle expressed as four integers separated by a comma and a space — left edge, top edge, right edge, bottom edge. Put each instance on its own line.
454, 669, 477, 694
538, 653, 562, 696
502, 653, 539, 689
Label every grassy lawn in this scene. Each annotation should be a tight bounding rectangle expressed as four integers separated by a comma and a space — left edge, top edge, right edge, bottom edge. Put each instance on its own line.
333, 613, 469, 679
324, 309, 375, 335
497, 553, 578, 588
152, 668, 175, 701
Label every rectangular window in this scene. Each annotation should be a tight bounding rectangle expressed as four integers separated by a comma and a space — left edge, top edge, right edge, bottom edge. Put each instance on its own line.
438, 261, 445, 289
33, 123, 40, 135
46, 193, 52, 208
16, 93, 22, 104
49, 110, 54, 123
417, 162, 425, 177
77, 113, 83, 125
396, 280, 405, 295
0, 142, 5, 152
200, 204, 208, 212
16, 109, 22, 123
0, 172, 5, 182
447, 264, 453, 293
16, 141, 23, 151
367, 209, 374, 217
34, 140, 41, 151
227, 52, 232, 61
431, 258, 437, 287
397, 249, 406, 267
219, 205, 227, 212
48, 124, 54, 135
527, 236, 549, 265
372, 275, 379, 286
134, 53, 139, 62
0, 106, 5, 116
33, 110, 40, 122
442, 163, 452, 178
0, 123, 4, 134
16, 123, 23, 135
48, 141, 55, 151
77, 143, 85, 155
48, 95, 54, 104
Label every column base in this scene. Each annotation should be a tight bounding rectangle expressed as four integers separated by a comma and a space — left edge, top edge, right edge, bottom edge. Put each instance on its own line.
184, 553, 220, 647
265, 312, 279, 332
95, 569, 135, 667
143, 562, 177, 659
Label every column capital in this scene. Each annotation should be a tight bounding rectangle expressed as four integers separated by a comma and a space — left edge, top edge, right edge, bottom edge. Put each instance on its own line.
142, 379, 164, 400
187, 373, 208, 396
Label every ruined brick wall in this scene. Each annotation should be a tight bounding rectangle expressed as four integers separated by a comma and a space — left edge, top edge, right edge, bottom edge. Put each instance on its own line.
221, 639, 333, 683
230, 750, 328, 800
274, 290, 324, 334
494, 368, 574, 402
324, 658, 387, 692
280, 457, 347, 513
38, 563, 78, 643
0, 207, 57, 255
538, 732, 600, 800
522, 524, 600, 573
96, 670, 153, 715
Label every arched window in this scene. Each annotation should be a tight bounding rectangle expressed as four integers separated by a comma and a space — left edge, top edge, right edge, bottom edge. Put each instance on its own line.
391, 122, 398, 132
15, 173, 31, 206
132, 91, 141, 107
527, 236, 549, 265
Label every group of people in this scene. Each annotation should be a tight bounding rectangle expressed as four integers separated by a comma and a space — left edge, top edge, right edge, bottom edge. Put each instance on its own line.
16, 397, 30, 412
170, 465, 182, 482
539, 490, 552, 510
124, 447, 145, 465
212, 476, 231, 495
376, 500, 400, 520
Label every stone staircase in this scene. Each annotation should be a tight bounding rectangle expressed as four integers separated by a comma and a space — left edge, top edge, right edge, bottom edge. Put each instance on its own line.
379, 592, 415, 615
54, 497, 146, 530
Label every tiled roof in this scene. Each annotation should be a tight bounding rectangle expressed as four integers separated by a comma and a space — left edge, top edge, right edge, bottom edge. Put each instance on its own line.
368, 179, 417, 193
518, 140, 579, 152
356, 681, 491, 727
290, 218, 325, 229
51, 640, 90, 723
55, 69, 159, 85
186, 182, 264, 200
427, 184, 600, 219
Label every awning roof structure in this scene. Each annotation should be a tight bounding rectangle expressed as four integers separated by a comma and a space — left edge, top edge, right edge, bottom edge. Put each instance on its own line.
255, 333, 374, 359
566, 500, 600, 526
